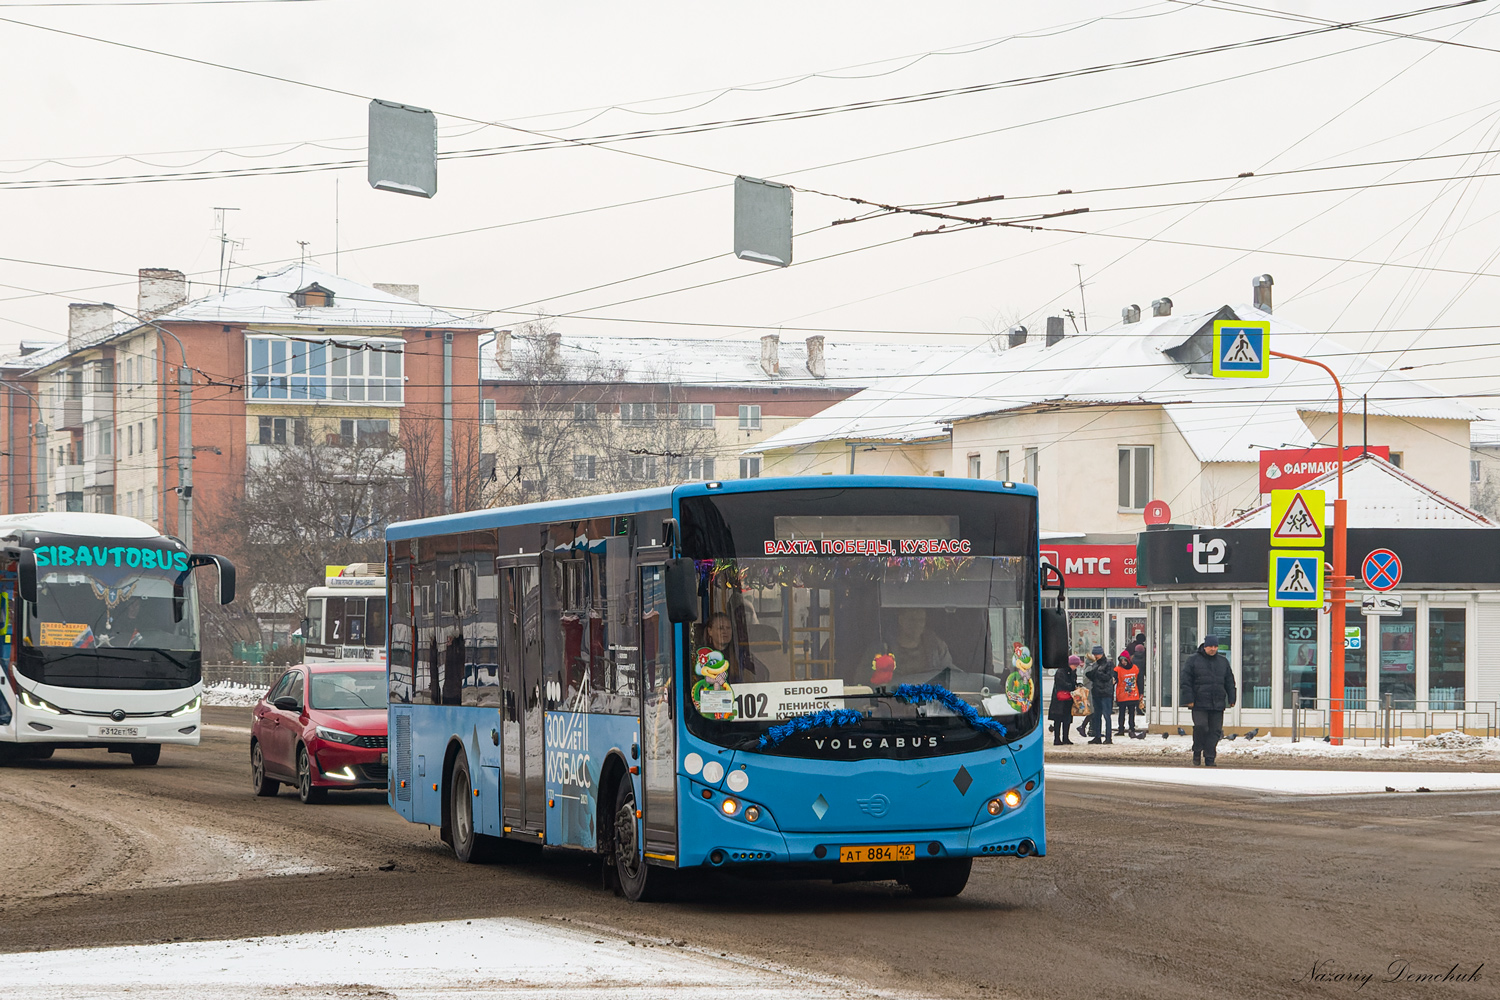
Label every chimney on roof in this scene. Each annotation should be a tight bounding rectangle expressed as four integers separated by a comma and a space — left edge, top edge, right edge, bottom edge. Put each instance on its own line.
760, 333, 780, 376
1008, 325, 1028, 348
374, 283, 420, 302
1152, 297, 1172, 317
138, 269, 187, 318
67, 303, 114, 350
1046, 315, 1065, 347
1121, 304, 1141, 324
494, 329, 512, 371
1252, 273, 1273, 313
805, 335, 825, 378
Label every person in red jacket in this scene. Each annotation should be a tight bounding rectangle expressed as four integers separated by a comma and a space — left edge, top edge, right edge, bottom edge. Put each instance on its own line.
1114, 649, 1142, 736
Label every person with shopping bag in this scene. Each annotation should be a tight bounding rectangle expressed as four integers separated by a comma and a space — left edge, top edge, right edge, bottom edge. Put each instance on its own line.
1049, 654, 1080, 745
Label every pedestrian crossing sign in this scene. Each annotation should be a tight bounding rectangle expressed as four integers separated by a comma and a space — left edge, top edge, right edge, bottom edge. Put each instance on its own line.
1270, 488, 1325, 547
1211, 319, 1271, 378
1268, 549, 1325, 608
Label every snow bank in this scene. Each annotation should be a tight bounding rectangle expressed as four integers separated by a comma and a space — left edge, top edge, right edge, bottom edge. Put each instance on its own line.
1047, 730, 1500, 765
1047, 763, 1500, 795
0, 917, 901, 999
202, 681, 264, 708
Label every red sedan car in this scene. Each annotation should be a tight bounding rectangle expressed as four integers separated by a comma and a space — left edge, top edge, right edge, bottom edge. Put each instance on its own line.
250, 663, 387, 803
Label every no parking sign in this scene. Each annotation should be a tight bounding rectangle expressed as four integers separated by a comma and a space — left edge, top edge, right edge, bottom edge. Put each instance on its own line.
1362, 549, 1402, 592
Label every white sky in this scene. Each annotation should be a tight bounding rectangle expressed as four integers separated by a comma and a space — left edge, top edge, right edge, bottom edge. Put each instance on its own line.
3, 0, 1500, 402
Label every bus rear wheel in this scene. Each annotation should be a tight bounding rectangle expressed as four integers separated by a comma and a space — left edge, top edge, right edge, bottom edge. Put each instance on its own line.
612, 779, 670, 902
129, 744, 161, 766
902, 857, 972, 898
449, 754, 499, 863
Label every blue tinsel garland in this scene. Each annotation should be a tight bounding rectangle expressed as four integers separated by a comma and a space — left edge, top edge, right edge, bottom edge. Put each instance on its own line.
893, 683, 1008, 736
758, 708, 863, 748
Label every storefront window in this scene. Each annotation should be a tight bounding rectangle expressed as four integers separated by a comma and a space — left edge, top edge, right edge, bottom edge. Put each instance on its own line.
1159, 606, 1173, 707
1068, 610, 1102, 658
1206, 604, 1233, 654
1427, 608, 1466, 710
1378, 609, 1417, 711
1344, 606, 1368, 710
1176, 606, 1197, 708
1241, 607, 1272, 709
1283, 609, 1318, 709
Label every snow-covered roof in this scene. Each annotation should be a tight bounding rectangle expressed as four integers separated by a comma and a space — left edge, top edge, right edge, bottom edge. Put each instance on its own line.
1222, 454, 1492, 528
158, 263, 488, 330
480, 330, 970, 389
752, 304, 1478, 461
5, 265, 488, 374
1471, 407, 1500, 448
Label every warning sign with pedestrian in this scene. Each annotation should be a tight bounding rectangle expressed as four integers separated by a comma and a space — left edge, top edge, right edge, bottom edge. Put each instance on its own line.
1268, 549, 1325, 608
1210, 319, 1271, 378
1270, 488, 1325, 547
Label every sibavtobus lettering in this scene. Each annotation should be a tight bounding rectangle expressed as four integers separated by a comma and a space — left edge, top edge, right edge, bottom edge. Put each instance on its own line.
33, 545, 188, 571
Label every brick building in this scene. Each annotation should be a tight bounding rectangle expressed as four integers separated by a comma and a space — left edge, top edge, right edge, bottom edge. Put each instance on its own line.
0, 264, 488, 557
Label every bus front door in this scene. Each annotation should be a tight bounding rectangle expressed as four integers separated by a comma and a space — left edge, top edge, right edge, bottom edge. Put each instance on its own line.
499, 561, 546, 837
638, 562, 678, 862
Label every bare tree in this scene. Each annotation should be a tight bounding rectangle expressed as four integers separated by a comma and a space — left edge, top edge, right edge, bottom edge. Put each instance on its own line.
493, 321, 719, 504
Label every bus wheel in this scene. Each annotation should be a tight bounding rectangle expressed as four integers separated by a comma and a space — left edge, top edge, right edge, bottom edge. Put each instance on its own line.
296, 746, 326, 803
250, 741, 279, 796
449, 754, 498, 863
129, 744, 161, 766
612, 779, 668, 902
902, 857, 972, 898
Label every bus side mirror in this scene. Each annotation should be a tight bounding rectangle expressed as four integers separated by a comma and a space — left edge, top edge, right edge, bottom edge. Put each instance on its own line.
172, 554, 237, 623
1041, 608, 1068, 672
191, 554, 237, 605
663, 558, 699, 624
17, 549, 37, 604
1040, 562, 1068, 672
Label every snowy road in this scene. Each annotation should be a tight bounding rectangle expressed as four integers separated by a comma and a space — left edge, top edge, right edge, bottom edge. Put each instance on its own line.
1046, 763, 1500, 795
0, 918, 904, 1000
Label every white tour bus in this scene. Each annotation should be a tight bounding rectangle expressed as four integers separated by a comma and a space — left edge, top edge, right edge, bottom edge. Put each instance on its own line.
302, 563, 385, 663
0, 512, 234, 764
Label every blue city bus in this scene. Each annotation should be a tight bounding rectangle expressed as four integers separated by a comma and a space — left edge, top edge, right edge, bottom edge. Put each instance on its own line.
384, 476, 1066, 900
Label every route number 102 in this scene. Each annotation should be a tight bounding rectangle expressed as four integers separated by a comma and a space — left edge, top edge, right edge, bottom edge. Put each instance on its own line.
735, 693, 770, 719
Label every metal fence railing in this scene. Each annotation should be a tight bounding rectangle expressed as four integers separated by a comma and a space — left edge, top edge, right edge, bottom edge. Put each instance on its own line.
1289, 696, 1497, 745
203, 664, 281, 690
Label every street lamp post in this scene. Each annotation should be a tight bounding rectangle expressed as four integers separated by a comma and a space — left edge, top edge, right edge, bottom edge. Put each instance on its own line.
1271, 349, 1348, 745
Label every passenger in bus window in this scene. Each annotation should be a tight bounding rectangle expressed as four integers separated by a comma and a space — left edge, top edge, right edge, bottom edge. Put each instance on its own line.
865, 607, 955, 687
700, 611, 762, 683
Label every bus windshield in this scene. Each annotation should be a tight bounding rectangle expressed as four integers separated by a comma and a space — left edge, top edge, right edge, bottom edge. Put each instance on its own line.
29, 567, 199, 651
678, 488, 1040, 757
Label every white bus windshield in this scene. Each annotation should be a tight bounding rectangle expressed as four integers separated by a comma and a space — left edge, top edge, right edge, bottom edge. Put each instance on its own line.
29, 569, 199, 651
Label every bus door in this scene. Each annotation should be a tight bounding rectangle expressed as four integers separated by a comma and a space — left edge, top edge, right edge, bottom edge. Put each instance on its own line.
498, 557, 546, 836
637, 557, 678, 862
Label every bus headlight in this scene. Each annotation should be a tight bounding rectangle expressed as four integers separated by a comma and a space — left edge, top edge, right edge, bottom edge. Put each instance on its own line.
744, 805, 760, 823
986, 797, 1003, 816
169, 695, 201, 717
1003, 789, 1023, 809
20, 690, 63, 715
315, 726, 360, 745
721, 797, 740, 817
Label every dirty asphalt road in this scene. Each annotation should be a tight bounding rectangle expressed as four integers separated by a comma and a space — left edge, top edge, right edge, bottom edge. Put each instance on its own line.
0, 707, 1494, 999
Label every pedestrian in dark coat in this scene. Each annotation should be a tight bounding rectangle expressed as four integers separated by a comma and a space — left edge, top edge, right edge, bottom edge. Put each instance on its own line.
1048, 654, 1080, 745
1180, 634, 1237, 766
1086, 645, 1115, 744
